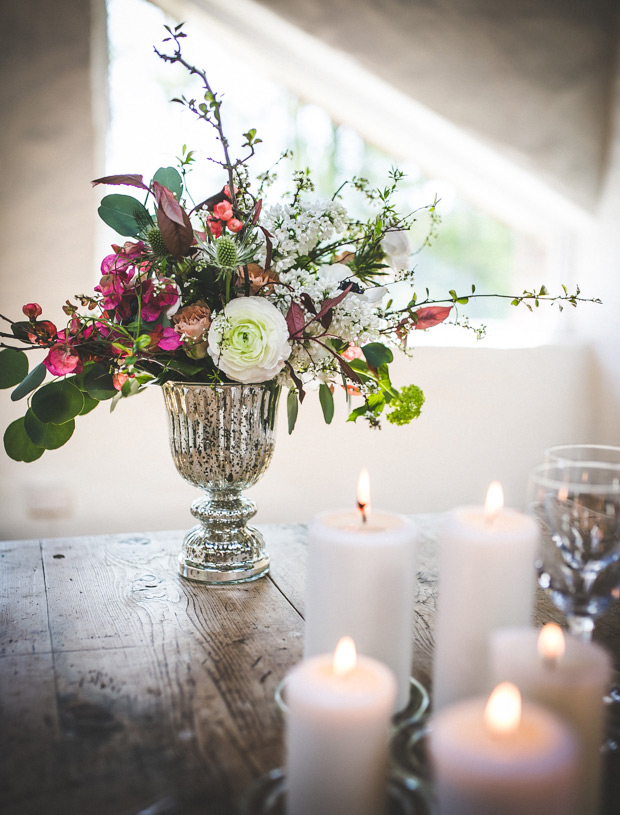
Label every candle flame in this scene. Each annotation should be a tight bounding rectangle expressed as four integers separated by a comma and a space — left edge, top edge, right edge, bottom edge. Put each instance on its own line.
357, 468, 371, 524
484, 481, 504, 522
538, 623, 566, 664
484, 682, 521, 736
333, 636, 357, 677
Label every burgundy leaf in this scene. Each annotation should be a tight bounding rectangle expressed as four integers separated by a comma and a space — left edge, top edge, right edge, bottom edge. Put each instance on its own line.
316, 284, 352, 322
413, 306, 452, 330
252, 198, 263, 224
286, 301, 306, 338
157, 206, 193, 259
152, 181, 186, 227
191, 187, 228, 214
319, 311, 333, 331
258, 226, 273, 271
300, 293, 317, 315
285, 361, 306, 402
338, 356, 362, 384
91, 174, 148, 190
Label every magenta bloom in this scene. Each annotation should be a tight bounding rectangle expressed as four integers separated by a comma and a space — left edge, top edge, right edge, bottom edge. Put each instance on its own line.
139, 278, 180, 322
43, 344, 83, 376
100, 241, 146, 276
158, 327, 183, 351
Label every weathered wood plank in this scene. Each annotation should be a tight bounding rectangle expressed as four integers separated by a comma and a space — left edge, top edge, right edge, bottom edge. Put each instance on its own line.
0, 653, 60, 811
0, 539, 51, 656
7, 529, 305, 815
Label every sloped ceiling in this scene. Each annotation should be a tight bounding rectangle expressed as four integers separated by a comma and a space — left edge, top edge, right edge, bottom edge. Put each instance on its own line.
232, 0, 619, 209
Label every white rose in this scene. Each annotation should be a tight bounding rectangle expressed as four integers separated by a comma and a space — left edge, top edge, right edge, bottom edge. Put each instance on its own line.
381, 230, 411, 271
207, 296, 292, 384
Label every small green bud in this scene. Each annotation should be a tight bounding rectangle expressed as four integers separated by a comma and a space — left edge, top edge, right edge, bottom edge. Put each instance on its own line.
146, 228, 168, 258
215, 236, 239, 269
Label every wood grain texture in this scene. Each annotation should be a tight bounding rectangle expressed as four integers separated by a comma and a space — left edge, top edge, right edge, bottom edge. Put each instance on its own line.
0, 539, 51, 656
1, 520, 619, 815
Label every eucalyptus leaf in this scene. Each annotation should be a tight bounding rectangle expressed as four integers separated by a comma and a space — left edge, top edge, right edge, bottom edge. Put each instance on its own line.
31, 380, 84, 424
24, 409, 75, 450
362, 342, 393, 368
318, 383, 334, 424
4, 417, 44, 462
98, 194, 151, 237
11, 361, 46, 401
287, 389, 299, 434
83, 364, 117, 401
153, 166, 183, 201
79, 393, 99, 415
0, 348, 28, 389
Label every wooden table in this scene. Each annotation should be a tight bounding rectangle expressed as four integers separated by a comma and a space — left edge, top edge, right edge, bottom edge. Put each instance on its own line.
2, 517, 619, 814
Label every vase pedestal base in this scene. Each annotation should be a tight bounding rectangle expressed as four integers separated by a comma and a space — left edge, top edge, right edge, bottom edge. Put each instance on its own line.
178, 551, 270, 584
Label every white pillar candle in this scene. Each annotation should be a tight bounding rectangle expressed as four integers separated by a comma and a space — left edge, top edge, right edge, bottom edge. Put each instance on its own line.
433, 482, 538, 710
430, 682, 579, 815
286, 637, 397, 815
489, 624, 612, 815
303, 472, 418, 711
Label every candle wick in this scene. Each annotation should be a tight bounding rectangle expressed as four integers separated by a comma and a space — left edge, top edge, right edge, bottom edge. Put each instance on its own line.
358, 501, 367, 524
541, 654, 558, 670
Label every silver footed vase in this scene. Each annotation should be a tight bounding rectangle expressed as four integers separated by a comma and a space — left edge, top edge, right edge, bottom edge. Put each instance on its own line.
162, 381, 281, 584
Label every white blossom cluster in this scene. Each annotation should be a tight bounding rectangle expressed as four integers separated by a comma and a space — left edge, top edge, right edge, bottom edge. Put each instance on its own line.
267, 262, 388, 388
257, 199, 347, 273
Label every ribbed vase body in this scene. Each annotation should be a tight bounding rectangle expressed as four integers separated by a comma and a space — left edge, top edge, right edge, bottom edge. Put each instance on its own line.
163, 381, 280, 583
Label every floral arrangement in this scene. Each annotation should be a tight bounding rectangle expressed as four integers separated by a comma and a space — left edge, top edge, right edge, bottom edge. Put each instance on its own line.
0, 25, 598, 463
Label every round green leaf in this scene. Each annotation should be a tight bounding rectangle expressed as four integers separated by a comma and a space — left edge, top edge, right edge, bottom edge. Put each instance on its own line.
4, 417, 44, 462
0, 348, 29, 389
79, 393, 99, 415
31, 380, 84, 424
11, 361, 46, 401
24, 409, 75, 450
362, 342, 394, 368
83, 364, 117, 401
98, 194, 151, 237
152, 166, 183, 201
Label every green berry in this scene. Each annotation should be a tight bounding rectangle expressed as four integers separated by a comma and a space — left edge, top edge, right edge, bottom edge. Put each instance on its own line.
215, 236, 239, 269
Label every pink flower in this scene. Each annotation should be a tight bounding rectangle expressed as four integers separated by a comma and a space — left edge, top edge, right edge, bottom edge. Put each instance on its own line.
112, 371, 128, 390
100, 241, 146, 276
213, 201, 233, 221
342, 343, 364, 361
43, 344, 83, 376
158, 327, 183, 351
27, 320, 57, 345
227, 218, 243, 233
139, 278, 180, 322
22, 303, 42, 319
207, 216, 222, 238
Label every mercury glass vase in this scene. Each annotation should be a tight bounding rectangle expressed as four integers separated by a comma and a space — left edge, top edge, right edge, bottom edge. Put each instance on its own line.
162, 381, 280, 584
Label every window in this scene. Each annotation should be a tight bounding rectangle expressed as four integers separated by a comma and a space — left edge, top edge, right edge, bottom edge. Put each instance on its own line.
106, 0, 567, 345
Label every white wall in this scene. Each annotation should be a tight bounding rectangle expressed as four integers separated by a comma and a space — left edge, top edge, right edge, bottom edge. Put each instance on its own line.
0, 0, 615, 541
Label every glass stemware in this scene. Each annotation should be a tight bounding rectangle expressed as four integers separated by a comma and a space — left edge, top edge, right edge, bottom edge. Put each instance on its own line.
545, 443, 620, 467
526, 461, 620, 642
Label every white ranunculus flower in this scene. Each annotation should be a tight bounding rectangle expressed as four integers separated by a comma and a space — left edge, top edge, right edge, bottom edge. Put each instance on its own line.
381, 230, 411, 271
207, 296, 292, 384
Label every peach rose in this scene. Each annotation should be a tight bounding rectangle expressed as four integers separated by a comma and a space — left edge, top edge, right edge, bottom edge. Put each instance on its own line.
173, 300, 212, 358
